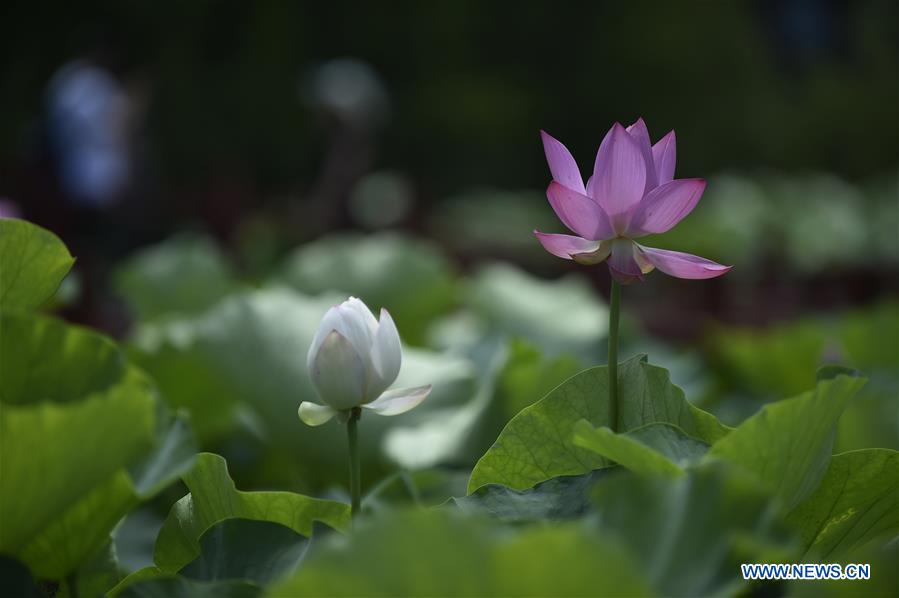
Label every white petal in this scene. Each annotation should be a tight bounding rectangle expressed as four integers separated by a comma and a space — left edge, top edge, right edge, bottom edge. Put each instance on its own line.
368, 308, 402, 398
310, 330, 366, 410
307, 306, 343, 372
343, 296, 379, 335
335, 299, 377, 361
363, 385, 431, 416
297, 402, 337, 426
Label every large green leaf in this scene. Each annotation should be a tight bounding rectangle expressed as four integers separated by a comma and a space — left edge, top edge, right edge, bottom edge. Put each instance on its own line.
276, 232, 457, 344
573, 421, 709, 477
114, 234, 239, 321
113, 519, 309, 598
452, 469, 609, 523
154, 453, 349, 572
0, 365, 151, 549
0, 311, 124, 405
180, 519, 308, 584
16, 411, 196, 582
592, 462, 797, 597
786, 540, 899, 598
456, 423, 709, 525
0, 218, 75, 311
706, 372, 866, 509
788, 449, 899, 558
19, 471, 138, 580
468, 355, 729, 492
0, 312, 195, 580
269, 509, 651, 597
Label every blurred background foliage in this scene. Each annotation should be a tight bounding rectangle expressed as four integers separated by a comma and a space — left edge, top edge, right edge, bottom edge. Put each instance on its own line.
1, 0, 895, 505
0, 0, 897, 594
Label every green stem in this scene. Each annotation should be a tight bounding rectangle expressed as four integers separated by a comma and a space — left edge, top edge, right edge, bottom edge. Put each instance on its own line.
346, 408, 361, 520
608, 279, 621, 432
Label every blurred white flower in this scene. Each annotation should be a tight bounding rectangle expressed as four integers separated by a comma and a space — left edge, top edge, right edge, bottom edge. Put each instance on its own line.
299, 297, 430, 426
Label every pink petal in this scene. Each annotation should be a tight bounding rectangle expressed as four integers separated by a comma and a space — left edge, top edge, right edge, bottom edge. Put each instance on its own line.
608, 266, 644, 284
0, 200, 22, 220
651, 130, 676, 185
534, 231, 601, 260
541, 130, 585, 194
627, 179, 706, 236
626, 118, 657, 192
607, 238, 643, 279
638, 246, 731, 279
592, 123, 647, 229
546, 181, 615, 240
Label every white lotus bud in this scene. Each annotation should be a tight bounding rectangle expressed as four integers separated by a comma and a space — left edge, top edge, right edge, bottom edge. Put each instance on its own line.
298, 297, 430, 426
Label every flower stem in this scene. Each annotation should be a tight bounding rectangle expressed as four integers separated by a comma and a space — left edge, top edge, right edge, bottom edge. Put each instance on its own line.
608, 279, 621, 432
346, 408, 362, 520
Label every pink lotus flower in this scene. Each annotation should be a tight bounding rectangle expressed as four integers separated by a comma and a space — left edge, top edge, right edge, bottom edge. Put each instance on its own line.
535, 119, 731, 283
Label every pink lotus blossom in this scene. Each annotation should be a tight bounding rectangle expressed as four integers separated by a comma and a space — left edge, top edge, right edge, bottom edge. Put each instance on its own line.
535, 119, 731, 283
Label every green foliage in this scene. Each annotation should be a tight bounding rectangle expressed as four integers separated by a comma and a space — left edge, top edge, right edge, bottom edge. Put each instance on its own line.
113, 519, 307, 598
707, 303, 899, 452
0, 218, 74, 311
652, 174, 899, 275
429, 189, 560, 257
452, 470, 608, 523
495, 340, 583, 418
153, 453, 349, 572
710, 319, 827, 399
269, 509, 652, 597
0, 309, 123, 406
125, 338, 240, 443
381, 339, 580, 473
840, 302, 899, 370
787, 449, 899, 559
707, 373, 865, 509
468, 355, 729, 492
3, 223, 897, 597
58, 540, 122, 598
0, 312, 196, 580
129, 287, 477, 488
277, 232, 457, 344
115, 574, 261, 598
179, 519, 309, 585
592, 462, 796, 597
115, 234, 239, 321
0, 314, 155, 576
460, 365, 895, 596
466, 262, 607, 357
573, 422, 709, 477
